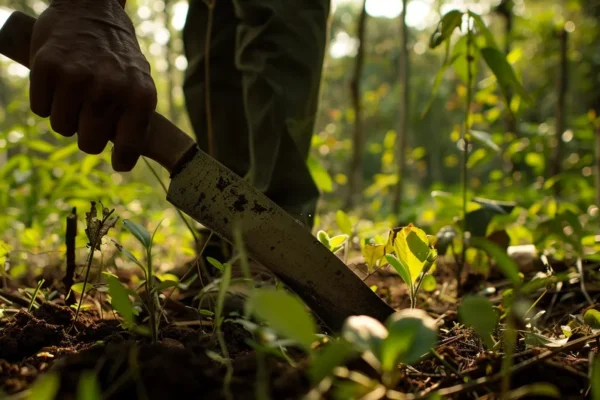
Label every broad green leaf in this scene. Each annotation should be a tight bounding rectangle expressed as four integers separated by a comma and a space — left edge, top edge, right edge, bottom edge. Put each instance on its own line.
380, 309, 438, 370
468, 11, 498, 49
385, 254, 412, 290
393, 225, 435, 284
469, 237, 521, 288
76, 371, 102, 400
583, 309, 600, 329
421, 274, 437, 292
592, 355, 600, 400
480, 47, 531, 105
106, 275, 135, 325
329, 234, 349, 249
429, 10, 463, 49
246, 288, 317, 351
308, 156, 333, 193
28, 372, 60, 400
458, 296, 498, 348
123, 220, 152, 249
469, 130, 500, 153
206, 257, 224, 271
307, 339, 356, 384
336, 210, 353, 235
362, 244, 386, 272
342, 315, 388, 354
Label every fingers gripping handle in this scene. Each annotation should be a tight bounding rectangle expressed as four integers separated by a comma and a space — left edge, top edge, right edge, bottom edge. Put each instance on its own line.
0, 11, 196, 174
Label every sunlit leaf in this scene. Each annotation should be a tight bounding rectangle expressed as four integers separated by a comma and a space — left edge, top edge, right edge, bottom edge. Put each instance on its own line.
458, 295, 498, 348
385, 254, 412, 289
362, 244, 386, 272
380, 309, 438, 370
421, 274, 437, 292
329, 234, 349, 249
336, 210, 353, 235
246, 288, 317, 351
308, 156, 333, 193
392, 225, 436, 284
583, 309, 600, 329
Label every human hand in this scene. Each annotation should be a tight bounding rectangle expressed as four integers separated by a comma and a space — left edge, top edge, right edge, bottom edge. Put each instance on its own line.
29, 0, 157, 171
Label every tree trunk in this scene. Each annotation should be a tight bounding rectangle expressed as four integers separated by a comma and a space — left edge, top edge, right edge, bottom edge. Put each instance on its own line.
345, 0, 368, 209
550, 27, 568, 196
392, 0, 410, 216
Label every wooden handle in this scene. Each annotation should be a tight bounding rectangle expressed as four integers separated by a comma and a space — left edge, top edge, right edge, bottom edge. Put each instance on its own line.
0, 11, 196, 174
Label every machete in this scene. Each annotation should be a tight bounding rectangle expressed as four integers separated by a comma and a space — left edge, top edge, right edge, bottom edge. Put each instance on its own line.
0, 11, 395, 331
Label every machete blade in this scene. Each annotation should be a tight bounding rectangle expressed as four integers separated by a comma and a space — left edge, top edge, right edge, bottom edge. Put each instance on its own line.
166, 148, 395, 330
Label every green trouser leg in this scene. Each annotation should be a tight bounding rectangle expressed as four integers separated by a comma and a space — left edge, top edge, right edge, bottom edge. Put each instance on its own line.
182, 0, 330, 230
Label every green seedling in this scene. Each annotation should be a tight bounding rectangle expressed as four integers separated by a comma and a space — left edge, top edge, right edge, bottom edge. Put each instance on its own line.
384, 224, 438, 308
26, 278, 45, 312
317, 230, 349, 254
111, 219, 181, 343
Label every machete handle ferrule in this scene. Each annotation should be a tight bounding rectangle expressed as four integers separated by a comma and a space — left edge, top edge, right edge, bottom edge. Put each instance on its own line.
0, 11, 197, 174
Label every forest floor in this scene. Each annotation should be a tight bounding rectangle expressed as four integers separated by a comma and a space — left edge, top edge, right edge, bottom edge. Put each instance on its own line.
0, 254, 598, 400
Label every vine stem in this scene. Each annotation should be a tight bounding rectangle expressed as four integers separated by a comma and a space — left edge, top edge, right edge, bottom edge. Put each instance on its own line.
459, 14, 474, 294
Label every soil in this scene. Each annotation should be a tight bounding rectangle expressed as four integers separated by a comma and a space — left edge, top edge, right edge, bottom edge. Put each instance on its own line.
0, 255, 598, 399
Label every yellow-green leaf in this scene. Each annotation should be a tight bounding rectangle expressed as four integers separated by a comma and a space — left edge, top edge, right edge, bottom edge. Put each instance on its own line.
393, 225, 433, 284
336, 210, 353, 235
329, 234, 349, 249
362, 244, 386, 272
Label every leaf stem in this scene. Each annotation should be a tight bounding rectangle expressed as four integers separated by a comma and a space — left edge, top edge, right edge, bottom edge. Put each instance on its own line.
459, 14, 474, 294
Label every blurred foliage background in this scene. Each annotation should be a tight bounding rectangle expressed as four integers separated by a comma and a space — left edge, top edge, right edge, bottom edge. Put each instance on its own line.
0, 0, 598, 278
